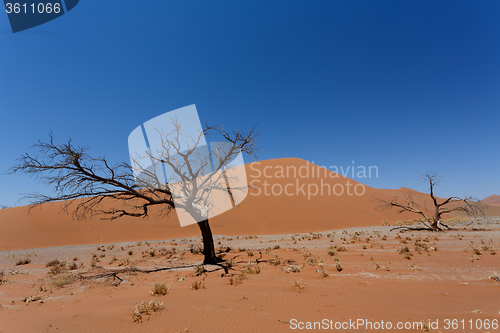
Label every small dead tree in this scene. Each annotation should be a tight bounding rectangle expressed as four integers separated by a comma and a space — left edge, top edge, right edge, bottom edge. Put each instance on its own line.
10, 120, 258, 265
377, 173, 484, 231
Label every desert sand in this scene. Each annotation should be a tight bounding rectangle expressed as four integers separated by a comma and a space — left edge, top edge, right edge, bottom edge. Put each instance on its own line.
0, 158, 499, 332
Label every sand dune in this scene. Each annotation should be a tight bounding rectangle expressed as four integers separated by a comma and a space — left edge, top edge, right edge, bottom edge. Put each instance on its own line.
482, 194, 500, 205
0, 158, 481, 251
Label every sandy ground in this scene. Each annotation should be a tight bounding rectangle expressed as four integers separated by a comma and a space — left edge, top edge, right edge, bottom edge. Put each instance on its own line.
1, 219, 499, 333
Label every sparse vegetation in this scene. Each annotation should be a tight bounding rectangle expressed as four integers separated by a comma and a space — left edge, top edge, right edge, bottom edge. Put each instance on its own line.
132, 300, 164, 323
194, 264, 207, 276
243, 263, 261, 275
51, 274, 69, 288
293, 279, 307, 292
15, 258, 31, 266
47, 259, 68, 275
283, 264, 301, 273
225, 258, 236, 268
191, 281, 205, 290
306, 256, 317, 266
150, 283, 168, 296
335, 261, 343, 272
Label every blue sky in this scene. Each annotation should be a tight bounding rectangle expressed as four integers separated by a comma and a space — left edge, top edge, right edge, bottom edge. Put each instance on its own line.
1, 0, 499, 208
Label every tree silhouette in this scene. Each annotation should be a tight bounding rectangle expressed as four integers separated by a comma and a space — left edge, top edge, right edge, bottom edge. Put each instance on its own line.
377, 173, 484, 231
10, 120, 258, 265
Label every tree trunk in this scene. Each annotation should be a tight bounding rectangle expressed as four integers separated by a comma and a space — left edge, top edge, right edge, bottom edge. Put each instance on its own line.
430, 219, 441, 231
196, 219, 219, 264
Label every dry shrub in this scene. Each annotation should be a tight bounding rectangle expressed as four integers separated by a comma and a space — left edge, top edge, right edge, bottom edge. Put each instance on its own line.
399, 246, 410, 254
16, 258, 31, 266
335, 261, 343, 272
270, 256, 281, 266
191, 281, 205, 290
293, 279, 307, 292
150, 283, 168, 296
336, 246, 347, 252
399, 246, 413, 260
190, 245, 202, 255
46, 259, 62, 267
194, 264, 207, 276
47, 260, 68, 276
132, 300, 164, 323
327, 246, 336, 256
283, 264, 301, 273
307, 256, 317, 266
247, 251, 254, 257
51, 274, 69, 288
0, 270, 5, 285
319, 268, 329, 277
228, 272, 247, 286
414, 239, 429, 252
243, 263, 261, 275
225, 258, 236, 268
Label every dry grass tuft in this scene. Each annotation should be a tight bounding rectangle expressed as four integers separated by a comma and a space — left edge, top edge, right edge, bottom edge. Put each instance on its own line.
335, 261, 343, 272
132, 300, 164, 323
51, 274, 69, 288
194, 264, 207, 276
191, 281, 205, 290
327, 246, 336, 256
306, 256, 317, 266
243, 263, 261, 275
270, 256, 281, 266
293, 279, 308, 292
229, 272, 248, 286
190, 245, 203, 255
283, 264, 301, 273
46, 260, 68, 276
225, 258, 236, 268
150, 283, 168, 296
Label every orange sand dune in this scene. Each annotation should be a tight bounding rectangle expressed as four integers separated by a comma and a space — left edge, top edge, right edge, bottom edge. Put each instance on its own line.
0, 158, 473, 251
482, 194, 500, 205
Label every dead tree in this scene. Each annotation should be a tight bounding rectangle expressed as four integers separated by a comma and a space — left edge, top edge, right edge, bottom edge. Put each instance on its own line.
377, 173, 484, 231
10, 121, 258, 265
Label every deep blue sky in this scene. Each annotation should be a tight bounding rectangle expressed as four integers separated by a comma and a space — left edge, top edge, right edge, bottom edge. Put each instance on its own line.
1, 1, 499, 208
